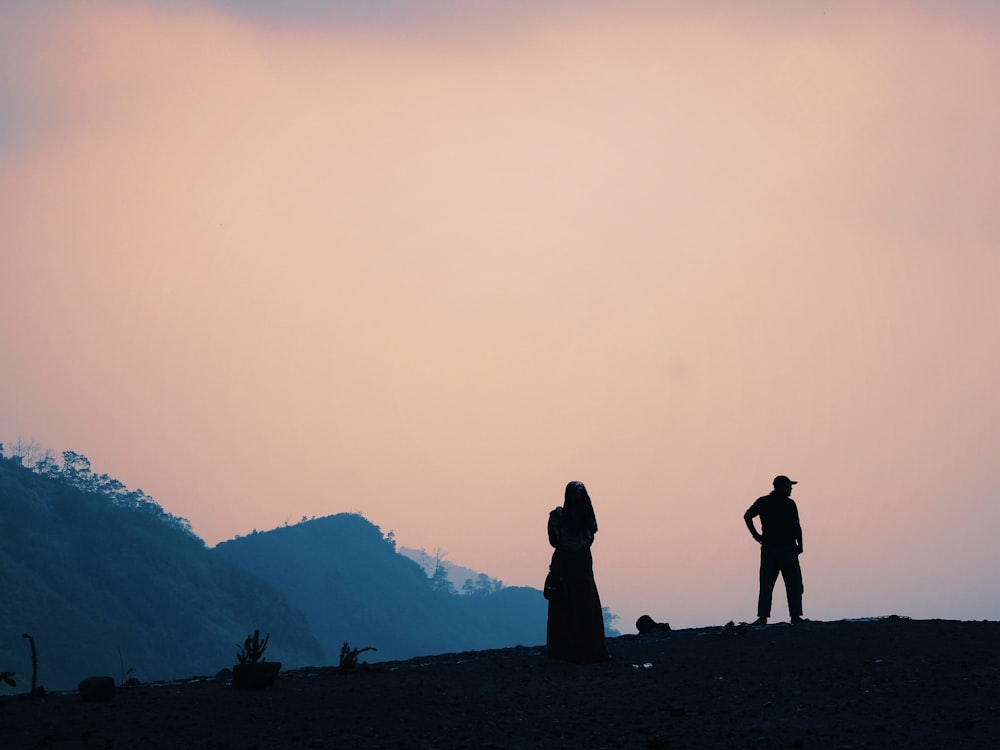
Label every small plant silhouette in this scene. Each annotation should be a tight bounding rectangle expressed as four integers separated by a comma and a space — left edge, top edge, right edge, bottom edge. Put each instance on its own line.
21, 633, 42, 696
237, 630, 269, 665
339, 642, 376, 671
118, 648, 139, 687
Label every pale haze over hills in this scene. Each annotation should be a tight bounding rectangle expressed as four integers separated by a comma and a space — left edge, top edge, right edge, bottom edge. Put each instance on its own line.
1, 0, 999, 634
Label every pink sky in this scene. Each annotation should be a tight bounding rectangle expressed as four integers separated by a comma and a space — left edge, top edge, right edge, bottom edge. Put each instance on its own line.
2, 1, 999, 632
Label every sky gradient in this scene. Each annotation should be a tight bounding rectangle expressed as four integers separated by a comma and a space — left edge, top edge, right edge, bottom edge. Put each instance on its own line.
2, 0, 999, 633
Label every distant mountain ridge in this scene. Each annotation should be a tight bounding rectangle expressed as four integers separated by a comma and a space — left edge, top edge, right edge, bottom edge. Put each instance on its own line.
1, 446, 562, 690
214, 514, 548, 662
399, 546, 483, 591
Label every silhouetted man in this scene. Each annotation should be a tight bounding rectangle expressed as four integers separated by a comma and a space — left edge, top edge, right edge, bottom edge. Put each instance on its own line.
744, 475, 804, 625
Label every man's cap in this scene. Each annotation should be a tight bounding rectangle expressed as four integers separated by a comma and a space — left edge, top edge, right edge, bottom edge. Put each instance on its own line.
773, 475, 798, 487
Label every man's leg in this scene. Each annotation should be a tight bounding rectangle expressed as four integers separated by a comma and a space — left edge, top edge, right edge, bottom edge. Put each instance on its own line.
779, 549, 804, 618
757, 546, 780, 618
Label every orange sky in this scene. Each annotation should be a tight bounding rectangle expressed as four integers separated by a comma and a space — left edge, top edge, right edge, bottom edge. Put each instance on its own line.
2, 0, 999, 632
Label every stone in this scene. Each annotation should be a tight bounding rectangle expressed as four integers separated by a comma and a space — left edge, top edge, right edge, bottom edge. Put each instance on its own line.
78, 676, 116, 702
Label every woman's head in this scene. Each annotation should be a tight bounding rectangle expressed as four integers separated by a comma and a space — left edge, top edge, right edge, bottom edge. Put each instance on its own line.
563, 481, 598, 533
564, 480, 589, 506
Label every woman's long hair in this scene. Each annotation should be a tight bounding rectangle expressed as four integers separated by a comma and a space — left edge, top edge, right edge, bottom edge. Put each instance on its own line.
563, 481, 598, 535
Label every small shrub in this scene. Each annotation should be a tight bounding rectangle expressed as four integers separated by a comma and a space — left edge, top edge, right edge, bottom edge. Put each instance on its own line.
339, 642, 376, 671
236, 630, 269, 665
21, 633, 43, 696
118, 648, 139, 687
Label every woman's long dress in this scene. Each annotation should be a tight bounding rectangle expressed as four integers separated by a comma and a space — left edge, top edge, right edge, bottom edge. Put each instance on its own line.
545, 510, 610, 662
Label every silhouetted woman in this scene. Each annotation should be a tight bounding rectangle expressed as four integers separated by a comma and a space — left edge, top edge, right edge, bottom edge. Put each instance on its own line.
545, 481, 610, 662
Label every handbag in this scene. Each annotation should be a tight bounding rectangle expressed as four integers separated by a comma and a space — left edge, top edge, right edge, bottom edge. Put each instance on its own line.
543, 570, 563, 601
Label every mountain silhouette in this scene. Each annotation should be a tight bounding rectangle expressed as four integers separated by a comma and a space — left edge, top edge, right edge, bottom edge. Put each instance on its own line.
214, 513, 548, 662
1, 447, 558, 690
0, 457, 322, 691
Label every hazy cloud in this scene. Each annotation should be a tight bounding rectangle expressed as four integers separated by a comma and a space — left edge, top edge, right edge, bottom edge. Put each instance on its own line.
2, 0, 999, 629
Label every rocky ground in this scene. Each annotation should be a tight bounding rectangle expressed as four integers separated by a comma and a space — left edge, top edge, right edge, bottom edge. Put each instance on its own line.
2, 616, 999, 749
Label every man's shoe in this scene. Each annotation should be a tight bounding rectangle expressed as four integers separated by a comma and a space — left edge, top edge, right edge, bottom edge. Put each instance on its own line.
751, 617, 767, 626
790, 616, 806, 624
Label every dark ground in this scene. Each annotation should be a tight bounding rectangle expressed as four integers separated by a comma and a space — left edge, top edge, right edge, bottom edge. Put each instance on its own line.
2, 617, 999, 749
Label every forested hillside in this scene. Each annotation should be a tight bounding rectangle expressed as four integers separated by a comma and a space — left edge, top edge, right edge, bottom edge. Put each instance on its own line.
214, 514, 549, 662
2, 441, 613, 692
0, 457, 323, 691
